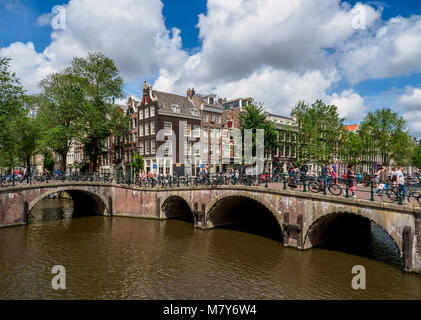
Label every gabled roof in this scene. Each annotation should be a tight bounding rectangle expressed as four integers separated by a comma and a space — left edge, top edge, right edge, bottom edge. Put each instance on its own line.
153, 90, 200, 118
344, 124, 359, 132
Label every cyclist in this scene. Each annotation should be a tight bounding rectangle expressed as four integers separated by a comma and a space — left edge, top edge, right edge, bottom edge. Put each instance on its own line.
299, 162, 308, 177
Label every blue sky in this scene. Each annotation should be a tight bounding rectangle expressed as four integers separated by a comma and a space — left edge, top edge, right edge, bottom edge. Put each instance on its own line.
0, 0, 420, 137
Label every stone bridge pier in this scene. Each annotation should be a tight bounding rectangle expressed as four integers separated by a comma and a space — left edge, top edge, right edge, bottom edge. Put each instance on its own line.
1, 183, 421, 273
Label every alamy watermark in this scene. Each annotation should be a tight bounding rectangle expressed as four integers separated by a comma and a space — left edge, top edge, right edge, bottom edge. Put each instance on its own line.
351, 4, 367, 30
154, 123, 265, 175
351, 265, 366, 290
51, 5, 66, 30
51, 265, 66, 290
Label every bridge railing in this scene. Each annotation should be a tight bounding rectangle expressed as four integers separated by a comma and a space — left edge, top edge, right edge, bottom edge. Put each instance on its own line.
1, 171, 420, 206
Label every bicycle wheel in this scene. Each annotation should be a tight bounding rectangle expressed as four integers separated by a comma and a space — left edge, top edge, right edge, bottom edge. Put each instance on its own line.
379, 189, 399, 203
308, 182, 321, 193
407, 191, 420, 205
328, 184, 342, 196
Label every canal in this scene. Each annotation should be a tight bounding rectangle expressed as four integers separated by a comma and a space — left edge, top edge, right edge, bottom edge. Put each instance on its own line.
0, 198, 421, 299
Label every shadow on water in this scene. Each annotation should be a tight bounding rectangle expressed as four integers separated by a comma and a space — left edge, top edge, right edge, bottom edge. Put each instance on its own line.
315, 214, 402, 268
208, 197, 284, 243
28, 193, 101, 224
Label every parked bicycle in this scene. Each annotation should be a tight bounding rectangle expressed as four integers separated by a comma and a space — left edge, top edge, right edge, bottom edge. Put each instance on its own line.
308, 177, 342, 196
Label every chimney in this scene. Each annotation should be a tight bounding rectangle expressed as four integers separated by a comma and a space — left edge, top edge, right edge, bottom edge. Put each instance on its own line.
218, 98, 223, 105
192, 88, 195, 96
187, 88, 192, 97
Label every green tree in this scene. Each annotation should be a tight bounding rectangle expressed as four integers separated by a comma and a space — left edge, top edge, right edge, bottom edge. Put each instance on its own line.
412, 146, 421, 170
291, 100, 345, 166
15, 98, 40, 173
0, 58, 25, 169
37, 72, 85, 172
67, 52, 127, 172
358, 108, 414, 166
240, 104, 281, 161
130, 153, 144, 175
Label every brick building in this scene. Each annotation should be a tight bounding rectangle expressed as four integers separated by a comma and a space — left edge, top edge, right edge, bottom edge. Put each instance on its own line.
138, 82, 202, 176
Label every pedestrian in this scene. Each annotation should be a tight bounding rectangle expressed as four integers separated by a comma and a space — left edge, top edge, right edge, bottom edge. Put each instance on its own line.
396, 166, 406, 202
375, 165, 389, 195
391, 167, 397, 185
347, 164, 356, 198
331, 161, 338, 183
299, 162, 308, 177
287, 162, 295, 178
20, 165, 29, 184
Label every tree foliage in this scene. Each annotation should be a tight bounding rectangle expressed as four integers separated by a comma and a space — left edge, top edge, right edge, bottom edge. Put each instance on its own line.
0, 58, 26, 169
358, 108, 414, 166
130, 153, 144, 174
412, 146, 421, 170
66, 52, 127, 171
240, 103, 281, 162
291, 100, 345, 166
37, 73, 85, 171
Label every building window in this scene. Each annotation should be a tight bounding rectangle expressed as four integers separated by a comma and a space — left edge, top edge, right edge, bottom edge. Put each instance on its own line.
279, 131, 285, 142
139, 109, 143, 120
185, 124, 191, 137
140, 124, 144, 137
164, 121, 172, 135
203, 127, 208, 139
133, 118, 137, 128
165, 140, 172, 155
151, 140, 155, 154
194, 142, 200, 157
145, 140, 150, 154
139, 141, 144, 155
216, 115, 221, 124
145, 122, 149, 136
204, 113, 209, 122
150, 121, 155, 134
145, 107, 149, 118
193, 125, 200, 138
150, 106, 155, 117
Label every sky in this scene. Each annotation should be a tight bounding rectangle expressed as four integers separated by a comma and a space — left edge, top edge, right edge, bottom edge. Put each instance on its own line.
0, 0, 420, 138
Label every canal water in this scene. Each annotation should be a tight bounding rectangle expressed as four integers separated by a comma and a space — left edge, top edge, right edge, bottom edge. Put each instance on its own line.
1, 198, 421, 300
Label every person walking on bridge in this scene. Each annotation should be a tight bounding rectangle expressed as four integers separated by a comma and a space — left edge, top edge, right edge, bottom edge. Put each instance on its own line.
347, 164, 356, 198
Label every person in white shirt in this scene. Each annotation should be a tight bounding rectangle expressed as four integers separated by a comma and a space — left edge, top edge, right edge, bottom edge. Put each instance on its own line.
396, 167, 406, 201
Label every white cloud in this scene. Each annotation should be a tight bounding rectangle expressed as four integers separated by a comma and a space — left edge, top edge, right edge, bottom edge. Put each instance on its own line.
398, 87, 421, 138
398, 87, 421, 112
0, 0, 187, 93
340, 15, 421, 83
328, 89, 368, 122
0, 42, 55, 93
0, 0, 420, 139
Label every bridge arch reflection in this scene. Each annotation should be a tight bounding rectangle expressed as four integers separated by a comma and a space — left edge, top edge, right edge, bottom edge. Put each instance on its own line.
28, 188, 108, 220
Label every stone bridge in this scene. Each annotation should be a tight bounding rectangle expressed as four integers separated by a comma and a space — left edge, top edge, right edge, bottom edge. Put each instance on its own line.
1, 182, 420, 273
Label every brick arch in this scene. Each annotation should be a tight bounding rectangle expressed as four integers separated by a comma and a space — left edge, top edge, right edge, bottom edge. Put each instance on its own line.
160, 194, 194, 219
205, 191, 284, 230
28, 186, 109, 215
303, 211, 402, 255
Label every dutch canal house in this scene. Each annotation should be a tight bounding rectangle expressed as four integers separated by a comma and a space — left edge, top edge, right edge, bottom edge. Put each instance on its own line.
189, 89, 224, 173
139, 82, 202, 176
